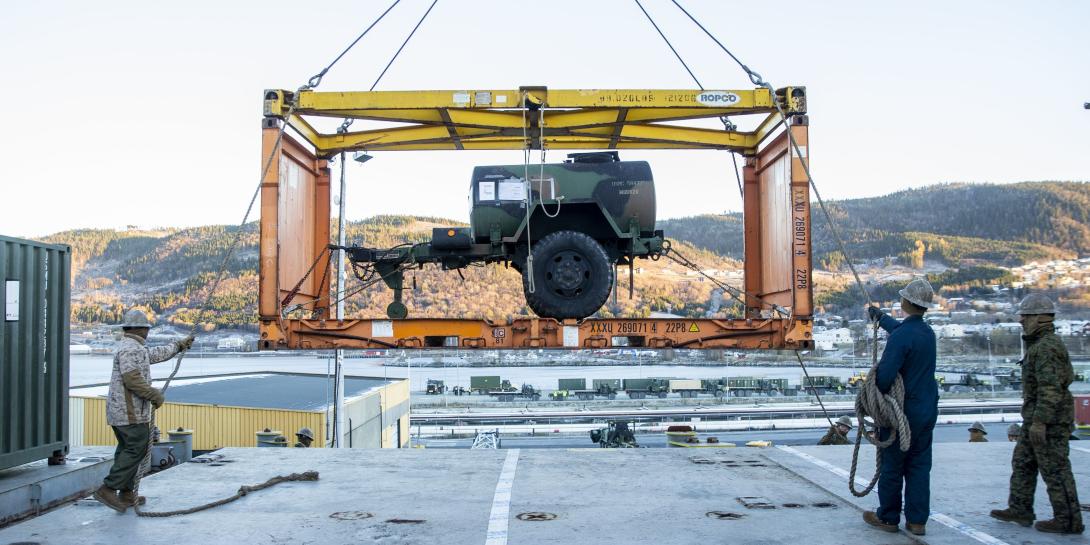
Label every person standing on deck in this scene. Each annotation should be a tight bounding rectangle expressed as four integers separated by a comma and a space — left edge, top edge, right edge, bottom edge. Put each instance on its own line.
861, 278, 938, 537
92, 310, 193, 513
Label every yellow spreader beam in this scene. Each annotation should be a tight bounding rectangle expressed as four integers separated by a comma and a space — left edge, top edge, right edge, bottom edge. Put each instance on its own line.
262, 86, 806, 155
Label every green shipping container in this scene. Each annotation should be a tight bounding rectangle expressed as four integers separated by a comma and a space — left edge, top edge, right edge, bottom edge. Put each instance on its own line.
1, 235, 70, 471
558, 378, 586, 391
470, 376, 501, 391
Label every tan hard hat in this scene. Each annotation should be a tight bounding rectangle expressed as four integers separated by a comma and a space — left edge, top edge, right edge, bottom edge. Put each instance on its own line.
1017, 294, 1055, 315
898, 278, 935, 309
296, 427, 315, 440
836, 415, 854, 429
968, 421, 987, 434
121, 309, 152, 329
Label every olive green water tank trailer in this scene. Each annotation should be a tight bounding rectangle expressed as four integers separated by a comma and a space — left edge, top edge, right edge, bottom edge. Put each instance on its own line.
1, 235, 71, 471
343, 152, 665, 320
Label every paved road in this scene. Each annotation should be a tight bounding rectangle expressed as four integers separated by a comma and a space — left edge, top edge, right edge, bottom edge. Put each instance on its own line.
416, 423, 1036, 449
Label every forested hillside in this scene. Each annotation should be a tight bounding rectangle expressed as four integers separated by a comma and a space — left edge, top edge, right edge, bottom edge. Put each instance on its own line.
43, 181, 1089, 330
660, 182, 1086, 268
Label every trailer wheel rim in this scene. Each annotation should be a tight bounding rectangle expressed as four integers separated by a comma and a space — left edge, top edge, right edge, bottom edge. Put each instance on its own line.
544, 249, 591, 297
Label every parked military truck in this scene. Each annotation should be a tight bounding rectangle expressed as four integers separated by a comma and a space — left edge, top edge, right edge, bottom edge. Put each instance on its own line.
343, 152, 665, 320
623, 378, 670, 399
425, 379, 446, 395
702, 378, 730, 398
800, 375, 844, 395
556, 378, 620, 400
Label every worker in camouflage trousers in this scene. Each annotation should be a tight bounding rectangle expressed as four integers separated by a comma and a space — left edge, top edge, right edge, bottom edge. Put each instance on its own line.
818, 415, 853, 445
93, 310, 193, 513
862, 278, 938, 537
991, 294, 1084, 534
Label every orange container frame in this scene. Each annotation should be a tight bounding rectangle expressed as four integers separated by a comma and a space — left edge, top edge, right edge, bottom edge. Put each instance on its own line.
256, 87, 813, 351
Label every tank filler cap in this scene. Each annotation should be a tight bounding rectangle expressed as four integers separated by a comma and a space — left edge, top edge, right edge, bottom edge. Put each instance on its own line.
566, 151, 620, 164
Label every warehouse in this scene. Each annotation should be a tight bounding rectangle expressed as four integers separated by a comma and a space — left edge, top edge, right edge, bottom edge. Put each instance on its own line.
68, 372, 410, 450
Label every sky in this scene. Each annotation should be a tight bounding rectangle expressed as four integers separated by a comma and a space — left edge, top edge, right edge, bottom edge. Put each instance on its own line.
0, 0, 1087, 237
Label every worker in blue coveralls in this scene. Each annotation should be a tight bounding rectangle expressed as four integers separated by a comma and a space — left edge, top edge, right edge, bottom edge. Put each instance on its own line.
862, 278, 939, 537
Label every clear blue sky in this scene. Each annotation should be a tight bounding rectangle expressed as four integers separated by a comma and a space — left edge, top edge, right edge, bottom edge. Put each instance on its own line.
1, 0, 1087, 237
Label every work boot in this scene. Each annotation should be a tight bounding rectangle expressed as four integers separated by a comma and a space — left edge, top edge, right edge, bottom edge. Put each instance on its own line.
119, 490, 146, 506
906, 522, 926, 536
1034, 519, 1084, 534
92, 485, 127, 513
989, 508, 1033, 527
863, 511, 898, 533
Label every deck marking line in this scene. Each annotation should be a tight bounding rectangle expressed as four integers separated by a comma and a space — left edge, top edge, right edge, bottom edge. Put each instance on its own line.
777, 446, 1010, 545
485, 449, 520, 545
1072, 446, 1090, 454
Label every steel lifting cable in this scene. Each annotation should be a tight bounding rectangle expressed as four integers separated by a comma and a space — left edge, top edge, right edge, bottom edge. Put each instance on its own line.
633, 0, 745, 200
668, 0, 910, 497
131, 3, 408, 514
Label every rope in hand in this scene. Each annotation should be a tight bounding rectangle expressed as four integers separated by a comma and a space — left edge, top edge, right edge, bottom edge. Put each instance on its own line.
660, 0, 912, 497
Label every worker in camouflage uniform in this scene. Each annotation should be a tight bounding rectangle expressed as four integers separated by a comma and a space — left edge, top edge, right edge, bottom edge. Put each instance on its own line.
862, 278, 938, 537
92, 310, 193, 513
968, 422, 989, 442
818, 415, 853, 445
294, 427, 315, 448
991, 294, 1083, 534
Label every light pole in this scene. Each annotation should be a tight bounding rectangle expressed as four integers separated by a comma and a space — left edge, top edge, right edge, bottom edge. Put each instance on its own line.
332, 151, 372, 448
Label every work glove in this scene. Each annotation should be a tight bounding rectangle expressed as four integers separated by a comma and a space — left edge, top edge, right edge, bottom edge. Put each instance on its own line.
1028, 422, 1046, 446
866, 306, 883, 322
177, 335, 195, 351
150, 389, 165, 409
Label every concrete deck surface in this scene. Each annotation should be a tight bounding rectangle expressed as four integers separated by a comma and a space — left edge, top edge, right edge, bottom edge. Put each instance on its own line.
0, 443, 1086, 544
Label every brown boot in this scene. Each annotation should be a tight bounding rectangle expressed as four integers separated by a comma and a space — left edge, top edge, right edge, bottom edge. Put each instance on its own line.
906, 523, 926, 536
989, 508, 1033, 527
92, 485, 127, 513
863, 511, 898, 533
119, 490, 146, 506
1034, 519, 1084, 534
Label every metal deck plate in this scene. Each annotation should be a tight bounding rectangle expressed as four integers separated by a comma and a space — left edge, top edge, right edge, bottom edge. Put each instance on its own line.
1, 444, 1086, 544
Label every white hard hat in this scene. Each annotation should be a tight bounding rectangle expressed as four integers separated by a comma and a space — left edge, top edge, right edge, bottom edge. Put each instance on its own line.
1017, 294, 1055, 315
121, 309, 152, 329
296, 427, 315, 441
898, 278, 935, 309
836, 416, 854, 429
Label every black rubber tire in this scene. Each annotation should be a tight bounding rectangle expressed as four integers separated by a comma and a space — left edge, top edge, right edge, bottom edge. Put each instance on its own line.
522, 230, 614, 319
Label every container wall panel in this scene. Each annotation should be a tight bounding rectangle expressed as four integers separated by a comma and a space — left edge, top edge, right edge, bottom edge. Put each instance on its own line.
0, 235, 70, 471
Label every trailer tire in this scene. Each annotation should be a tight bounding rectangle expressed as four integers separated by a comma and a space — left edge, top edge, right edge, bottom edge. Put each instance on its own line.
523, 230, 614, 320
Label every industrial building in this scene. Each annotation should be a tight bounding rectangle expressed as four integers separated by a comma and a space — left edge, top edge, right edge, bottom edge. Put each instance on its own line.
69, 372, 410, 450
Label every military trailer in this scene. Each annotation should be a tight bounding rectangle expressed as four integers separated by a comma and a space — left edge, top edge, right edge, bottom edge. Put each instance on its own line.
800, 375, 844, 395
425, 379, 446, 395
623, 378, 669, 399
490, 384, 542, 402
591, 379, 622, 397
669, 379, 703, 398
558, 378, 587, 392
470, 376, 504, 394
343, 152, 665, 320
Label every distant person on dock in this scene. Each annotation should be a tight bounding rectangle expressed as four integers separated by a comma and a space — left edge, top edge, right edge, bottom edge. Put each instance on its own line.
991, 294, 1083, 534
861, 278, 938, 537
92, 310, 193, 513
1007, 424, 1022, 442
968, 422, 989, 442
295, 427, 315, 448
818, 415, 853, 445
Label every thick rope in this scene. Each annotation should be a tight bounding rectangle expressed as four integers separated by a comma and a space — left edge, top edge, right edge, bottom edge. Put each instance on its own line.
847, 321, 911, 497
135, 471, 319, 517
